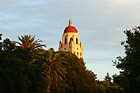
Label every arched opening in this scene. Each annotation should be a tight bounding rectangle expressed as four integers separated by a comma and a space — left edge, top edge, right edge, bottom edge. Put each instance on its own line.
80, 52, 82, 56
77, 52, 79, 56
76, 38, 78, 44
65, 38, 67, 44
70, 38, 73, 43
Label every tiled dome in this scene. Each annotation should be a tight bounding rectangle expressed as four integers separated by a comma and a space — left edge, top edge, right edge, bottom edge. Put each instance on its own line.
64, 26, 78, 33
64, 19, 78, 33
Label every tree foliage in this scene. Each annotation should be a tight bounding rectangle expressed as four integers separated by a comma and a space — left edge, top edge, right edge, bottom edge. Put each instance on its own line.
16, 35, 46, 53
0, 38, 48, 93
104, 73, 112, 84
38, 48, 67, 93
55, 51, 97, 93
114, 26, 140, 93
0, 35, 98, 93
0, 34, 127, 93
96, 73, 123, 93
0, 33, 2, 40
96, 80, 123, 93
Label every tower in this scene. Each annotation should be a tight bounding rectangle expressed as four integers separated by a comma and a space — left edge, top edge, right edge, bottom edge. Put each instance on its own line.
59, 19, 84, 59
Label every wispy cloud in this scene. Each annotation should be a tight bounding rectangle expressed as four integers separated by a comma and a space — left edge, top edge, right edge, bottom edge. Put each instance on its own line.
0, 0, 139, 80
110, 0, 140, 6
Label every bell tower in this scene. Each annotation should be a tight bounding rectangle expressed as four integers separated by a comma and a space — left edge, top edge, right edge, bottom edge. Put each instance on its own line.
59, 19, 84, 59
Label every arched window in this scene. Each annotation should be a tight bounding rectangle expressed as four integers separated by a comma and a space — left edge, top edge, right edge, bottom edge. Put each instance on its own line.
77, 52, 79, 56
70, 38, 73, 42
80, 52, 82, 56
65, 38, 67, 44
76, 38, 78, 44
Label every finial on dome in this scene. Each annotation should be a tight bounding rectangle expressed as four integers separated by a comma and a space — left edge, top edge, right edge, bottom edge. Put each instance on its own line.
69, 18, 73, 26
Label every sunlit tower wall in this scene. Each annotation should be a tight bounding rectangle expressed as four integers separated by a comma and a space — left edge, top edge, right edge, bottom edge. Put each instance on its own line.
59, 19, 84, 59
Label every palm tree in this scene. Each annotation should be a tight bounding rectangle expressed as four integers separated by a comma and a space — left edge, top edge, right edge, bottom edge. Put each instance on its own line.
42, 48, 67, 93
16, 35, 46, 52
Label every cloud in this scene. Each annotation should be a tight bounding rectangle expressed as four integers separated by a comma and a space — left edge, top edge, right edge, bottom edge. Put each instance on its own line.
0, 0, 139, 80
110, 0, 140, 7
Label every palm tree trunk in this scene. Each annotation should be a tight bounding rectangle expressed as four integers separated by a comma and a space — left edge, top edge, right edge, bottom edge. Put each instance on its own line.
46, 85, 50, 93
46, 75, 51, 93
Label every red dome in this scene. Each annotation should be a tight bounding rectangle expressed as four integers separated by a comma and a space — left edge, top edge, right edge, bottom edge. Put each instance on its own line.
64, 26, 78, 33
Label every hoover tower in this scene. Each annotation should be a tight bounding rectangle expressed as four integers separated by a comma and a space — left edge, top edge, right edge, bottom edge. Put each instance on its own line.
59, 19, 83, 59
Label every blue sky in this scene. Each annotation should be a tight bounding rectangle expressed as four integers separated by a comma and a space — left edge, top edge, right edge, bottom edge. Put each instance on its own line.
0, 0, 140, 80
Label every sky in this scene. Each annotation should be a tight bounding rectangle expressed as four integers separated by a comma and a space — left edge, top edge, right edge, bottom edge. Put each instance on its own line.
0, 0, 140, 80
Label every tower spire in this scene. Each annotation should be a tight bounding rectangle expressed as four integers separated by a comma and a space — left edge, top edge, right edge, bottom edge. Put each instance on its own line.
69, 18, 73, 26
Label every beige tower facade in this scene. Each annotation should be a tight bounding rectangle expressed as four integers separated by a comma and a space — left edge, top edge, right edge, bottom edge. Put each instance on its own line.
59, 19, 84, 59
